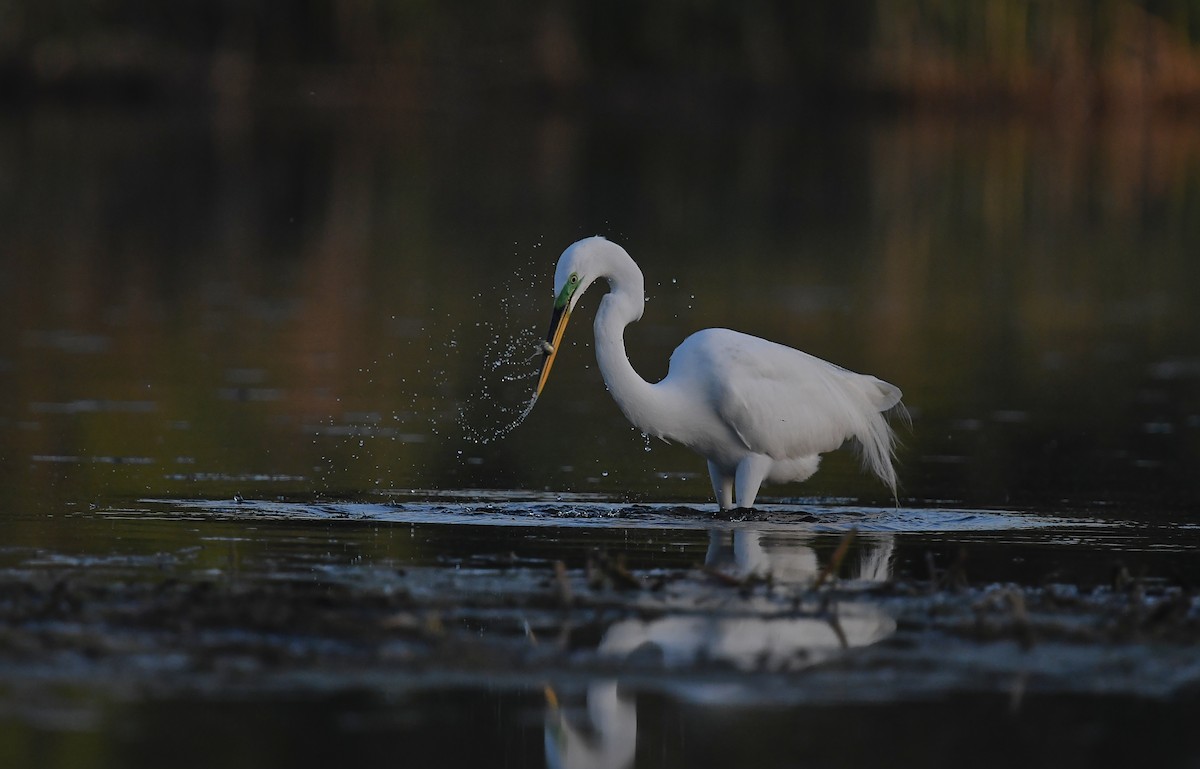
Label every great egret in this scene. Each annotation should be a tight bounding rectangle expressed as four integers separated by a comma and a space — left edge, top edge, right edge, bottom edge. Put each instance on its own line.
532, 236, 904, 510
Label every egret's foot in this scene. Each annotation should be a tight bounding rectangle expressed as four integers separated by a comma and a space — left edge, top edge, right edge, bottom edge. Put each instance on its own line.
711, 505, 758, 521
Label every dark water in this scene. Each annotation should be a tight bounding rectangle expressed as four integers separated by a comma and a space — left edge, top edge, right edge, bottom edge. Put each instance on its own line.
2, 103, 1200, 768
3, 106, 1199, 510
3, 497, 1200, 769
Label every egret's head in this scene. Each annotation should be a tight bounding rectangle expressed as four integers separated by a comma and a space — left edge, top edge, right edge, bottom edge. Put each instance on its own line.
534, 237, 611, 399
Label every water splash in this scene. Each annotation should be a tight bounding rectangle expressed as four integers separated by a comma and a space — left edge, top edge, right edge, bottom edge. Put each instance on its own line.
453, 241, 551, 445
456, 323, 545, 445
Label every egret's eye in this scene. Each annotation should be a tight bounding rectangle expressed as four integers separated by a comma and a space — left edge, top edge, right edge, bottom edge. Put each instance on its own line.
568, 274, 579, 286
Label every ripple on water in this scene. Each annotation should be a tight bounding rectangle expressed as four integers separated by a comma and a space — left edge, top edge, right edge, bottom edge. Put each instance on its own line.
131, 492, 1100, 535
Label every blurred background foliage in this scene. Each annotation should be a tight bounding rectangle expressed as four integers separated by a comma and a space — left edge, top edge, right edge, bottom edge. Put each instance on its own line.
4, 0, 1200, 112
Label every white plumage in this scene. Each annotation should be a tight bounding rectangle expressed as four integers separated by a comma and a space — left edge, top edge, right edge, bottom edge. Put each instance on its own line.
533, 236, 904, 510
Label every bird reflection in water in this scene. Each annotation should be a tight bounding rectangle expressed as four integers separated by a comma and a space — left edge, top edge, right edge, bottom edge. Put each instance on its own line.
704, 529, 895, 585
544, 532, 896, 768
599, 531, 895, 672
544, 681, 637, 769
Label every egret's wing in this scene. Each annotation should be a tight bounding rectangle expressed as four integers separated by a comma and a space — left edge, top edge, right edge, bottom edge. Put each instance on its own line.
689, 330, 901, 491
709, 338, 859, 457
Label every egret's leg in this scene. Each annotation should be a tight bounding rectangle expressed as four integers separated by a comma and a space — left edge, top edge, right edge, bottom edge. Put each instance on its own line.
704, 529, 729, 568
734, 454, 773, 509
731, 531, 770, 579
707, 460, 734, 511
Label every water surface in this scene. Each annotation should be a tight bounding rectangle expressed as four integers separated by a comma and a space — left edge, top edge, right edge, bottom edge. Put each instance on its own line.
2, 103, 1199, 768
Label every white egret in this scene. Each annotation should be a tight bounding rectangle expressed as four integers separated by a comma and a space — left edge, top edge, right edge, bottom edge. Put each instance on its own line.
532, 236, 904, 510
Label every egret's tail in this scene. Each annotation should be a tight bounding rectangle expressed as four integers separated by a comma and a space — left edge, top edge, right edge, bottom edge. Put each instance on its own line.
854, 390, 906, 501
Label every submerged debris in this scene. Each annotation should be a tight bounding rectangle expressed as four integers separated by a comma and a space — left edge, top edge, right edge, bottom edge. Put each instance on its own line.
0, 534, 1198, 706
586, 549, 644, 591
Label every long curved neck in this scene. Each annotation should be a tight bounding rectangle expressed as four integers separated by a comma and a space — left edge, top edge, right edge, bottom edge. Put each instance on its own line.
592, 266, 665, 438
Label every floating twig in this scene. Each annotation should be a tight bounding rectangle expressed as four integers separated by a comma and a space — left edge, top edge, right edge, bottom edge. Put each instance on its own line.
813, 528, 857, 590
553, 560, 573, 607
702, 564, 746, 587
